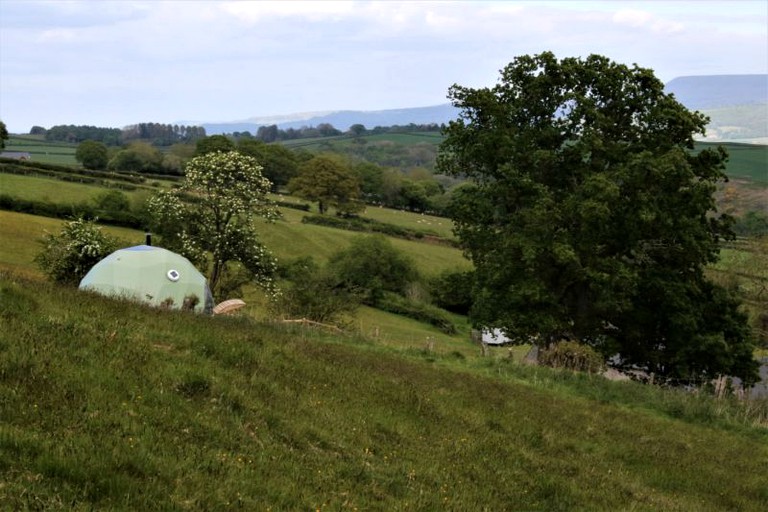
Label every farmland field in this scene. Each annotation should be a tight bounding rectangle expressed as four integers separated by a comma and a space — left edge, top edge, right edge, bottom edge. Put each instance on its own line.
4, 135, 78, 165
0, 172, 469, 276
279, 131, 443, 149
361, 205, 456, 239
0, 211, 142, 276
694, 142, 768, 184
0, 172, 137, 204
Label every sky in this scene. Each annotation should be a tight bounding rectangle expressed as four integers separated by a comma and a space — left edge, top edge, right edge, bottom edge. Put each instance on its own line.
1, 0, 766, 133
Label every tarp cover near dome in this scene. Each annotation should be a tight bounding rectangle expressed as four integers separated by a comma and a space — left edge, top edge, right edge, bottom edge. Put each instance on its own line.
79, 245, 213, 314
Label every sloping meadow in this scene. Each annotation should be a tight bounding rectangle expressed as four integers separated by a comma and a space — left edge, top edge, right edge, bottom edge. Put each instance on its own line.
1, 274, 767, 510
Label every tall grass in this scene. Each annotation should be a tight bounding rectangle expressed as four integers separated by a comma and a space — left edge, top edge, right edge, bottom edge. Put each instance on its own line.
1, 273, 767, 510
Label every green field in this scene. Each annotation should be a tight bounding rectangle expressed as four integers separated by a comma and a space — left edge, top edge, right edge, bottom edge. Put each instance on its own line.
0, 274, 766, 510
0, 172, 469, 276
0, 173, 132, 204
256, 211, 468, 276
280, 131, 444, 150
4, 135, 78, 165
361, 205, 455, 239
694, 142, 768, 184
5, 133, 765, 184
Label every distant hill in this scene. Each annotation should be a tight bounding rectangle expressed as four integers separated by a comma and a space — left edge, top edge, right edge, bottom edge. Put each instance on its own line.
201, 104, 460, 135
665, 75, 768, 144
665, 75, 767, 142
665, 74, 767, 110
199, 75, 767, 142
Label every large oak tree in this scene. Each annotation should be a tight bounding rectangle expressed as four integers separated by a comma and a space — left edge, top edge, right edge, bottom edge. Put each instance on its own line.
437, 52, 758, 385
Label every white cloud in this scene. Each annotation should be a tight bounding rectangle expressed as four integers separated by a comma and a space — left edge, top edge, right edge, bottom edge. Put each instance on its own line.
219, 0, 356, 23
37, 28, 78, 43
613, 8, 684, 34
0, 0, 765, 132
613, 9, 653, 27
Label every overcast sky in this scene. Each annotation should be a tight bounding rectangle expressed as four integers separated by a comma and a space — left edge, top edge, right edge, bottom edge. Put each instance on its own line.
1, 0, 766, 133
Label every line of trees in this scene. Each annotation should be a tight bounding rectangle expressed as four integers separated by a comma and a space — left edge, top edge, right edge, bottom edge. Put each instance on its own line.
121, 123, 207, 145
43, 125, 123, 145
230, 121, 443, 143
35, 120, 443, 147
38, 123, 207, 146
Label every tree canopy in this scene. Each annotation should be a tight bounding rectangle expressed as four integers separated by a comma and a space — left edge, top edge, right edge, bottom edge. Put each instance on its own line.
75, 140, 109, 170
437, 52, 758, 385
327, 235, 418, 305
195, 135, 235, 155
237, 139, 300, 190
0, 120, 8, 150
148, 151, 278, 300
288, 154, 364, 216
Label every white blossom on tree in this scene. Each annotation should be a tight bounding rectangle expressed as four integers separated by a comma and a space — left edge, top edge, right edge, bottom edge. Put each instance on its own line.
148, 151, 279, 300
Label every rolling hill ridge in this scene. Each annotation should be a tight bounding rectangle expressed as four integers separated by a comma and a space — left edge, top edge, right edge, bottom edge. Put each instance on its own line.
198, 75, 768, 142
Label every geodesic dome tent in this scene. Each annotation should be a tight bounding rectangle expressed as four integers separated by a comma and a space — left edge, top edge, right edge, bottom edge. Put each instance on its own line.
79, 245, 213, 314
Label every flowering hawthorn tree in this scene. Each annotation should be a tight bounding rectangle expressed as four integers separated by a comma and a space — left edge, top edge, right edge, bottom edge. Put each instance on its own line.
148, 151, 279, 300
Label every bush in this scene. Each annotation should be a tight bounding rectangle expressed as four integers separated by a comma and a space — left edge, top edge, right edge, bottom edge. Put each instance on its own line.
275, 200, 311, 212
271, 257, 360, 325
93, 190, 131, 212
327, 235, 419, 305
429, 269, 474, 315
538, 341, 605, 373
733, 211, 768, 237
34, 217, 118, 285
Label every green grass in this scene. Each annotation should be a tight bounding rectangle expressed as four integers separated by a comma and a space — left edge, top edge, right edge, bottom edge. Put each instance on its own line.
279, 131, 444, 150
255, 209, 469, 277
0, 209, 471, 350
4, 135, 78, 165
0, 173, 122, 204
708, 238, 768, 336
361, 205, 456, 239
0, 211, 146, 277
0, 274, 766, 510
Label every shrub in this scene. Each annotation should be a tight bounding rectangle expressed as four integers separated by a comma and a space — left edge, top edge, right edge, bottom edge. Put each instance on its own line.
429, 269, 474, 315
93, 190, 131, 212
538, 341, 605, 373
327, 235, 418, 305
733, 211, 768, 237
271, 257, 360, 325
34, 217, 118, 285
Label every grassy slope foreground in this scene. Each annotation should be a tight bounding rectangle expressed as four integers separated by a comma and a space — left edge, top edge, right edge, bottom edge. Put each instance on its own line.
1, 275, 767, 511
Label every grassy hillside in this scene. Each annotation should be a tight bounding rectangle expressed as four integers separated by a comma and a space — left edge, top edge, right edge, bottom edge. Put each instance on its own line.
0, 173, 133, 204
281, 131, 444, 149
1, 274, 766, 510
